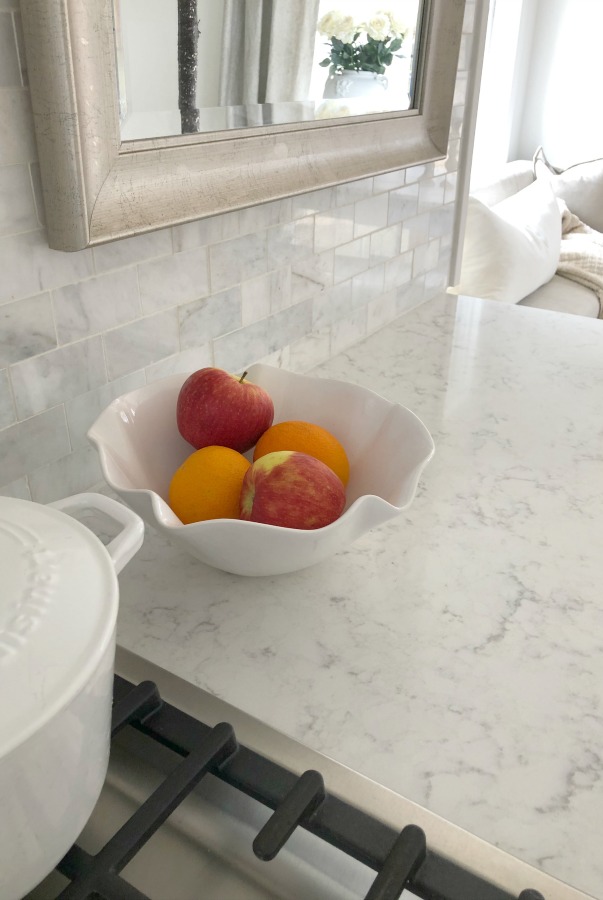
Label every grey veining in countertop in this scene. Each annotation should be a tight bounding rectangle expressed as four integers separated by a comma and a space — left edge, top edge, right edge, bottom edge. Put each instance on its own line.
115, 293, 603, 898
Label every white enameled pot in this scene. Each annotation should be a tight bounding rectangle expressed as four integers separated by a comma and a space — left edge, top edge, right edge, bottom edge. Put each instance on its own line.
0, 492, 144, 900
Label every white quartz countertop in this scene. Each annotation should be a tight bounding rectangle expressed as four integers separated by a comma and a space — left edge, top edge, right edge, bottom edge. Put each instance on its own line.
115, 293, 603, 898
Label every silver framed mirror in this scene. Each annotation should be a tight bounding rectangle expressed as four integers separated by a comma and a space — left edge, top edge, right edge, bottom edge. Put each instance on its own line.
21, 0, 465, 251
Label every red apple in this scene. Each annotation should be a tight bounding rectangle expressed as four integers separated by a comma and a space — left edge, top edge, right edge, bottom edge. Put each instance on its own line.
177, 367, 274, 454
239, 450, 346, 529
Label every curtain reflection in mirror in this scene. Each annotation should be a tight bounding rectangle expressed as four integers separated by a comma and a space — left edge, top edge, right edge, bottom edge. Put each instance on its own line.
219, 1, 320, 107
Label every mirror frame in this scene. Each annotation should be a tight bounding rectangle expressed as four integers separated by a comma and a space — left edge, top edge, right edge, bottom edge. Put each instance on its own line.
21, 0, 465, 251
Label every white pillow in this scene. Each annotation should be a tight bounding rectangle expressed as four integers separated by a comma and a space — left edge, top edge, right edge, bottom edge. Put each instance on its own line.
534, 147, 603, 232
454, 180, 561, 304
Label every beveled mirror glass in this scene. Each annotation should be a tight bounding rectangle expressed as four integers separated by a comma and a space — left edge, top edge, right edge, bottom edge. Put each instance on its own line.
21, 0, 465, 252
115, 1, 424, 140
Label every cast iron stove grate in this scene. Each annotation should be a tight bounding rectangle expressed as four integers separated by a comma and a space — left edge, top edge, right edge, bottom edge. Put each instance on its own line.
50, 676, 546, 900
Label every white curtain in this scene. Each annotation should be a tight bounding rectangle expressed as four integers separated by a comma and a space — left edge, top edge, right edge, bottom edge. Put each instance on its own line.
219, 0, 320, 106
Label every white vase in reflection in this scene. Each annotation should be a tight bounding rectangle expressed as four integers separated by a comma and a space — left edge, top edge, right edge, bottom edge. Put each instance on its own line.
323, 70, 389, 100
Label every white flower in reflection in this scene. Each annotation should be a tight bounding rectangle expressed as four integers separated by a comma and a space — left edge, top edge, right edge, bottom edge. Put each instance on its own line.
317, 11, 357, 44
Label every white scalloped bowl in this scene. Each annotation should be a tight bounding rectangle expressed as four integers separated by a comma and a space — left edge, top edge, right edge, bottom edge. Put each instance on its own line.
87, 364, 434, 576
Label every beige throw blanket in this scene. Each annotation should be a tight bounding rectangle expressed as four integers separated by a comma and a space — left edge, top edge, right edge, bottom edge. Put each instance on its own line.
557, 201, 603, 317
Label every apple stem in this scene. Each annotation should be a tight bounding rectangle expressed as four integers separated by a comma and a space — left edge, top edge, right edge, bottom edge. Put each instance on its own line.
239, 371, 248, 383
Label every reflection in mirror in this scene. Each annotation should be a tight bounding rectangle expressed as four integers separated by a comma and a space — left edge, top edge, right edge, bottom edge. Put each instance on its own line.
116, 0, 423, 140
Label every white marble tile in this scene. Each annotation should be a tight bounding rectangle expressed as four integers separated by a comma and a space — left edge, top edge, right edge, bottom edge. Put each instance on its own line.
353, 193, 389, 239
445, 170, 459, 204
29, 444, 103, 504
369, 223, 402, 266
0, 164, 36, 235
266, 216, 314, 266
0, 87, 37, 165
239, 197, 292, 234
52, 268, 141, 343
290, 251, 333, 305
288, 327, 331, 373
314, 205, 354, 253
387, 182, 419, 225
254, 345, 291, 371
425, 255, 452, 297
418, 174, 447, 213
0, 476, 30, 499
329, 305, 367, 356
400, 212, 430, 252
352, 264, 385, 309
373, 170, 406, 193
0, 11, 20, 86
448, 140, 461, 173
0, 229, 94, 305
65, 371, 146, 450
312, 280, 353, 329
449, 105, 464, 142
0, 367, 15, 428
0, 292, 56, 365
138, 247, 209, 314
213, 300, 312, 373
145, 345, 213, 383
10, 336, 107, 418
93, 229, 172, 273
333, 235, 370, 284
396, 274, 425, 314
335, 178, 374, 207
103, 310, 179, 381
179, 286, 242, 349
413, 238, 441, 277
243, 267, 292, 319
266, 266, 300, 313
173, 210, 240, 251
428, 204, 455, 240
384, 251, 413, 292
439, 231, 453, 257
367, 288, 398, 333
433, 157, 449, 178
0, 405, 70, 484
290, 187, 335, 219
209, 231, 268, 293
404, 163, 434, 184
240, 273, 271, 325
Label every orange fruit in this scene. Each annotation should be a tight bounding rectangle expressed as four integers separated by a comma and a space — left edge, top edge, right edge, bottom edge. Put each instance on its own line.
169, 445, 251, 524
253, 420, 350, 485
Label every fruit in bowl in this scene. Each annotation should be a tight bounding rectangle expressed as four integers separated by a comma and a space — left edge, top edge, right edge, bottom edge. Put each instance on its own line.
169, 445, 251, 525
177, 367, 274, 453
240, 451, 346, 529
87, 364, 435, 576
253, 420, 350, 486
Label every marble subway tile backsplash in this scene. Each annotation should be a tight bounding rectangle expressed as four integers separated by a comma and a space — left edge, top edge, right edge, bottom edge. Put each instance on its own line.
0, 168, 462, 502
0, 2, 476, 503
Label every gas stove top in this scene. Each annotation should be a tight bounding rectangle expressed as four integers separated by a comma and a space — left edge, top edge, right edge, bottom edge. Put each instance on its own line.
26, 649, 592, 900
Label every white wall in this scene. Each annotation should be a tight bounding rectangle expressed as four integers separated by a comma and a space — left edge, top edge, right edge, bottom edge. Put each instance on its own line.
514, 0, 603, 167
470, 0, 538, 184
472, 0, 603, 180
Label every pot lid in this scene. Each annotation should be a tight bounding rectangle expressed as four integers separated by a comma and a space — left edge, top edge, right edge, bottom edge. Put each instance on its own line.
0, 497, 119, 757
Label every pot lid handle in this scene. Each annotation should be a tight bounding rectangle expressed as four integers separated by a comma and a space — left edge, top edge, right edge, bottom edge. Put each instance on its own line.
49, 493, 144, 574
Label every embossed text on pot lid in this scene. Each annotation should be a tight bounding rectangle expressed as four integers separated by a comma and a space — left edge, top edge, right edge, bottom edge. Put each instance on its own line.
0, 498, 118, 756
